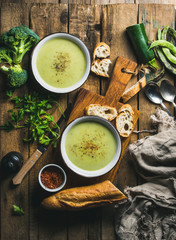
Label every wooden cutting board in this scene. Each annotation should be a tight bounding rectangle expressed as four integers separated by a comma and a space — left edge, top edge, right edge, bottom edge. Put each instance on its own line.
64, 56, 139, 187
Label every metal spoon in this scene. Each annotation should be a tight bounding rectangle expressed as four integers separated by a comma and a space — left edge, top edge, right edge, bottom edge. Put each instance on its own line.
145, 82, 172, 116
159, 79, 176, 109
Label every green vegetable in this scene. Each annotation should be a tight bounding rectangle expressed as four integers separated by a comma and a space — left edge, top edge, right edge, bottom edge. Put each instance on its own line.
168, 27, 176, 40
0, 92, 62, 147
6, 89, 15, 98
13, 205, 24, 216
0, 64, 27, 88
126, 23, 158, 69
150, 40, 176, 55
1, 151, 23, 174
153, 27, 176, 75
0, 25, 40, 64
155, 47, 176, 75
0, 25, 39, 88
146, 65, 165, 83
0, 47, 12, 65
160, 26, 176, 64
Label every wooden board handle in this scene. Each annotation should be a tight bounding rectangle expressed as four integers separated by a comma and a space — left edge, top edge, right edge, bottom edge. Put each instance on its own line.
12, 149, 42, 185
104, 56, 137, 105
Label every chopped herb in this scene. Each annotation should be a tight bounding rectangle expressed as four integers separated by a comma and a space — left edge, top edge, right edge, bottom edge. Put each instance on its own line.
6, 89, 15, 98
13, 205, 24, 216
0, 121, 15, 131
0, 92, 63, 147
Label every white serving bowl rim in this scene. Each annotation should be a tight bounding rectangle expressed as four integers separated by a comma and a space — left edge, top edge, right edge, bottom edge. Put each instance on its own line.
38, 164, 67, 192
31, 33, 91, 93
60, 116, 122, 178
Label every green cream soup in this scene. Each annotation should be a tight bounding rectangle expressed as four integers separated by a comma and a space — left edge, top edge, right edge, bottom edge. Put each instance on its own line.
65, 122, 117, 171
36, 38, 86, 88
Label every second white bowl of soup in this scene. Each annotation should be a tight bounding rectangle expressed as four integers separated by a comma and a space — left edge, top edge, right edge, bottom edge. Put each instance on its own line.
60, 116, 122, 177
31, 33, 91, 93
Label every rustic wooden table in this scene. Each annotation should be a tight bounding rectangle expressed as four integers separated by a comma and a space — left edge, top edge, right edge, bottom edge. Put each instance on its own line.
0, 1, 175, 240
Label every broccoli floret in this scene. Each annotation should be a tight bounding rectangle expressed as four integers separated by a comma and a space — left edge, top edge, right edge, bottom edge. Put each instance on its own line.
0, 64, 27, 88
0, 25, 40, 64
0, 47, 13, 65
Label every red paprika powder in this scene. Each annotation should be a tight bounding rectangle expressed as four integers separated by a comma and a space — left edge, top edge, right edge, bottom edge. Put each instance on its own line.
41, 166, 64, 189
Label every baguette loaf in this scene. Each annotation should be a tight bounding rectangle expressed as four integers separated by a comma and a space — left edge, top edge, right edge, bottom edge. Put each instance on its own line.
85, 104, 117, 121
41, 180, 127, 211
91, 59, 111, 78
116, 104, 134, 137
93, 42, 110, 60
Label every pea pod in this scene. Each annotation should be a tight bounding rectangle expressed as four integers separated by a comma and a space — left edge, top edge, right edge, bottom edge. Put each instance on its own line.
146, 65, 165, 83
161, 26, 176, 64
155, 48, 176, 75
150, 40, 176, 55
154, 29, 176, 75
168, 27, 176, 40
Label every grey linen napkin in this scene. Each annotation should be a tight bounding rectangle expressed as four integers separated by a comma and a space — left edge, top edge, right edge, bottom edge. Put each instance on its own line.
115, 109, 176, 240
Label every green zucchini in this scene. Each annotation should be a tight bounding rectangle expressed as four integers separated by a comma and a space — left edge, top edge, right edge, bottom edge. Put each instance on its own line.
126, 23, 158, 69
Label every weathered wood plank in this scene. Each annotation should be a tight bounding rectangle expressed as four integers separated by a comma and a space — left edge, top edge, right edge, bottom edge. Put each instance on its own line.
101, 3, 138, 189
68, 4, 101, 103
26, 0, 58, 2
93, 0, 134, 3
0, 0, 175, 4
137, 0, 176, 3
0, 0, 58, 3
67, 4, 101, 240
138, 4, 175, 137
100, 4, 138, 240
0, 3, 29, 240
30, 3, 68, 240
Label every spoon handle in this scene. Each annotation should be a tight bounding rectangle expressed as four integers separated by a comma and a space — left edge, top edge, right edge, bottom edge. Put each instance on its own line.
161, 102, 173, 116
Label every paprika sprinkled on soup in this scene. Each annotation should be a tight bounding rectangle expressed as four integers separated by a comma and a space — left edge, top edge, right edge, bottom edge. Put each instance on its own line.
41, 166, 64, 189
65, 122, 117, 171
36, 38, 86, 88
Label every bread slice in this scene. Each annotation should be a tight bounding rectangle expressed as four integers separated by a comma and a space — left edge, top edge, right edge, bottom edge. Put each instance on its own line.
85, 104, 117, 121
121, 76, 147, 103
116, 104, 134, 137
118, 104, 134, 116
91, 59, 111, 78
41, 180, 127, 211
93, 42, 110, 60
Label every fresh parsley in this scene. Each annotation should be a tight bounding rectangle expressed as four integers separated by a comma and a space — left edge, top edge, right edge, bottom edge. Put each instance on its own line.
6, 89, 15, 98
13, 205, 24, 216
0, 92, 63, 147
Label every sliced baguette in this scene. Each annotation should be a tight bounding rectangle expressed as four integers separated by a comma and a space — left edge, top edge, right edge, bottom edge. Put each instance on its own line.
91, 59, 111, 78
116, 104, 134, 137
121, 76, 147, 103
41, 180, 127, 211
85, 104, 117, 121
118, 104, 134, 116
93, 42, 110, 60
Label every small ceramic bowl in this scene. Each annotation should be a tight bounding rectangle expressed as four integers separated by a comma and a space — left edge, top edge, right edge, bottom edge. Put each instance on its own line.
38, 164, 67, 192
31, 33, 91, 93
60, 116, 122, 178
